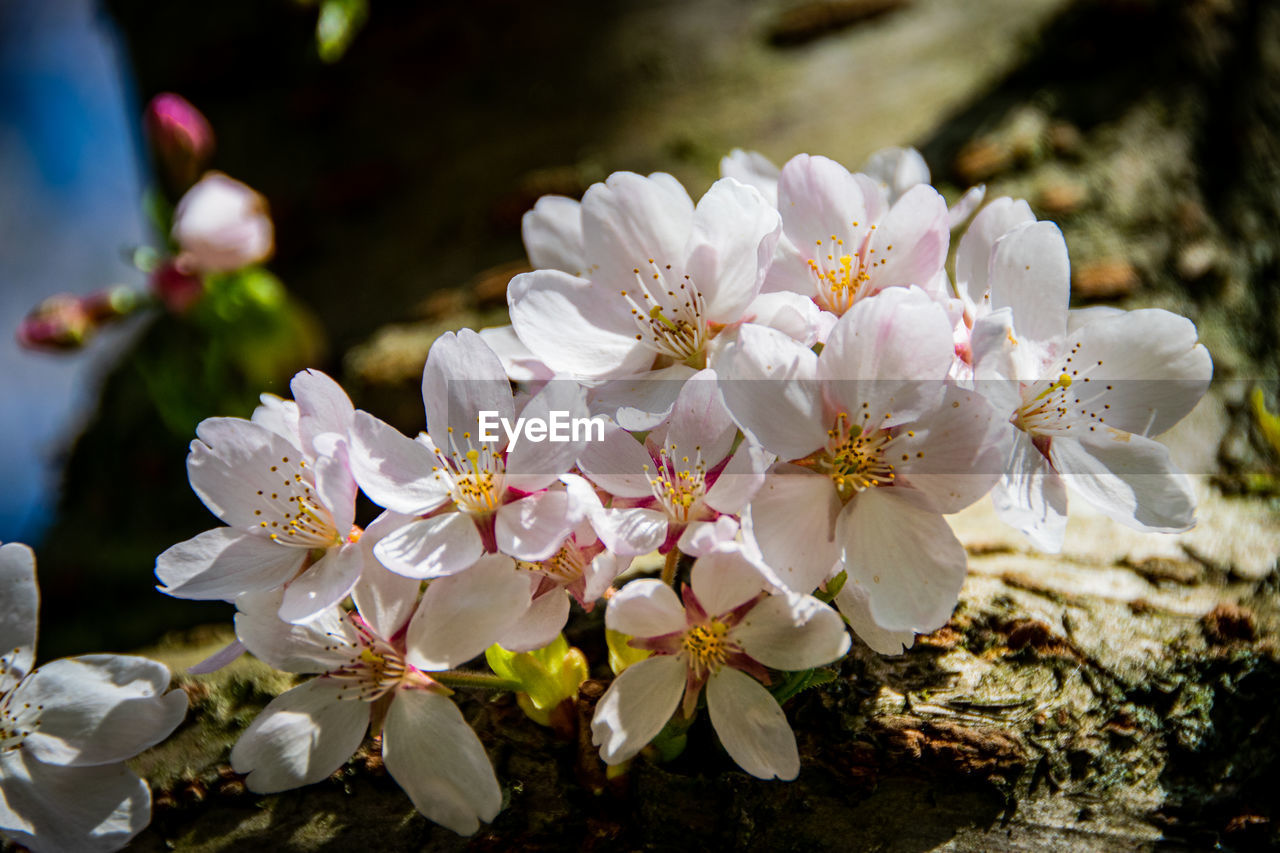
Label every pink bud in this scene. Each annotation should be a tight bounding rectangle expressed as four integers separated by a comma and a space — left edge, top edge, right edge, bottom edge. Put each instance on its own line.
150, 261, 205, 313
172, 172, 274, 273
145, 93, 215, 189
16, 294, 92, 351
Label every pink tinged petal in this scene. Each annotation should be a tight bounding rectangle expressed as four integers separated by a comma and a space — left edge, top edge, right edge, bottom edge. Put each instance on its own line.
313, 444, 357, 537
495, 491, 574, 562
186, 638, 247, 675
992, 430, 1069, 554
705, 667, 799, 780
499, 587, 571, 652
582, 550, 626, 604
716, 324, 826, 460
423, 329, 515, 453
477, 324, 554, 383
251, 394, 300, 444
732, 593, 850, 670
685, 177, 782, 323
522, 194, 586, 274
578, 423, 659, 498
373, 513, 483, 580
1067, 305, 1125, 332
953, 196, 1035, 312
588, 363, 698, 431
678, 517, 740, 557
187, 417, 312, 530
834, 581, 915, 655
704, 441, 773, 515
947, 184, 987, 229
505, 380, 590, 490
1054, 309, 1212, 437
719, 148, 780, 206
590, 654, 687, 765
348, 411, 450, 515
894, 385, 1010, 513
690, 551, 767, 617
839, 489, 967, 633
743, 294, 826, 346
749, 468, 840, 594
605, 579, 686, 638
1050, 433, 1197, 533
661, 368, 738, 469
860, 146, 931, 200
970, 308, 1031, 405
230, 677, 370, 793
509, 268, 653, 379
15, 655, 186, 767
776, 154, 868, 252
589, 507, 668, 557
0, 543, 38, 690
291, 368, 355, 458
351, 563, 422, 640
818, 286, 953, 425
155, 527, 306, 601
405, 555, 532, 669
0, 750, 150, 853
278, 542, 365, 624
234, 593, 357, 673
382, 690, 502, 835
987, 221, 1070, 347
865, 184, 949, 293
580, 171, 695, 294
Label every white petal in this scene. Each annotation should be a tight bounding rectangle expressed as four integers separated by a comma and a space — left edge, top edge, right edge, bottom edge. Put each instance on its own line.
522, 194, 586, 274
581, 171, 695, 295
716, 324, 826, 461
230, 677, 369, 792
422, 329, 515, 454
703, 440, 773, 515
350, 562, 422, 640
498, 589, 571, 652
589, 507, 668, 557
604, 579, 686, 638
348, 410, 450, 515
291, 369, 355, 459
706, 667, 799, 780
155, 527, 306, 601
685, 177, 781, 323
477, 324, 555, 383
677, 517, 740, 557
373, 513, 483, 579
405, 555, 532, 669
987, 221, 1070, 347
719, 148, 780, 206
860, 146, 930, 201
0, 543, 38, 691
742, 293, 826, 347
690, 551, 767, 616
234, 593, 357, 673
838, 488, 967, 633
834, 581, 915, 655
733, 594, 850, 670
947, 184, 987, 229
953, 196, 1034, 313
578, 422, 661, 498
660, 368, 737, 470
17, 656, 186, 767
278, 543, 364, 624
509, 268, 653, 379
382, 690, 502, 835
590, 654, 687, 765
495, 491, 574, 562
893, 385, 1009, 513
749, 468, 840, 593
312, 445, 357, 537
0, 750, 150, 853
504, 379, 590, 491
992, 429, 1068, 553
776, 154, 867, 254
865, 184, 949, 293
587, 364, 696, 431
187, 417, 313, 530
582, 550, 626, 604
1050, 433, 1197, 532
251, 394, 300, 444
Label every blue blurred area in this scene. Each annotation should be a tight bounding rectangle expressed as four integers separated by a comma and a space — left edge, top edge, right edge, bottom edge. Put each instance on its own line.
0, 0, 149, 543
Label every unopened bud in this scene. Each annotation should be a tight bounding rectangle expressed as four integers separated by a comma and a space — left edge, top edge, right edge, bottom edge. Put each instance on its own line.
172, 172, 274, 274
145, 93, 215, 190
17, 294, 91, 351
150, 261, 205, 313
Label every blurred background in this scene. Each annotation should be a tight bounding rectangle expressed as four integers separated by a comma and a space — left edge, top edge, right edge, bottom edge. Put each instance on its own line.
1, 0, 1276, 660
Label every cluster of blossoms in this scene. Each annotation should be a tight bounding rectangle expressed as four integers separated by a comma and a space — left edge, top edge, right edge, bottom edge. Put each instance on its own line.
151, 145, 1211, 836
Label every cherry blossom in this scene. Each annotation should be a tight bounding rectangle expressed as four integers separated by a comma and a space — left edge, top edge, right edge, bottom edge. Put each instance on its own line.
171, 172, 274, 273
0, 544, 188, 853
156, 369, 364, 623
591, 551, 849, 779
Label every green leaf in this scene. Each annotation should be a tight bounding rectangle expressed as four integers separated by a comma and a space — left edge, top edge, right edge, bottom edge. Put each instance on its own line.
316, 0, 369, 63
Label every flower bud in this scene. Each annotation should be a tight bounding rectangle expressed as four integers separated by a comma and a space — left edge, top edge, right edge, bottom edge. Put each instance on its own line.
171, 172, 274, 274
149, 261, 205, 313
17, 286, 141, 352
485, 635, 589, 731
144, 93, 215, 190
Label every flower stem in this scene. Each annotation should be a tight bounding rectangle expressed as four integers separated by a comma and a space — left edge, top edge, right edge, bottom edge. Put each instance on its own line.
434, 670, 522, 691
661, 549, 680, 586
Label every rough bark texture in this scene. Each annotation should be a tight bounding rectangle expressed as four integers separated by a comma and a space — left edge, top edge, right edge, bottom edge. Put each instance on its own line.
30, 0, 1280, 849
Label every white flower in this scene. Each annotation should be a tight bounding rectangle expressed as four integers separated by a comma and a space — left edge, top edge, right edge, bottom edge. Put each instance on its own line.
718, 286, 1008, 634
0, 543, 188, 853
591, 551, 849, 780
508, 172, 782, 384
156, 369, 364, 623
230, 556, 532, 835
171, 172, 274, 273
968, 222, 1213, 551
